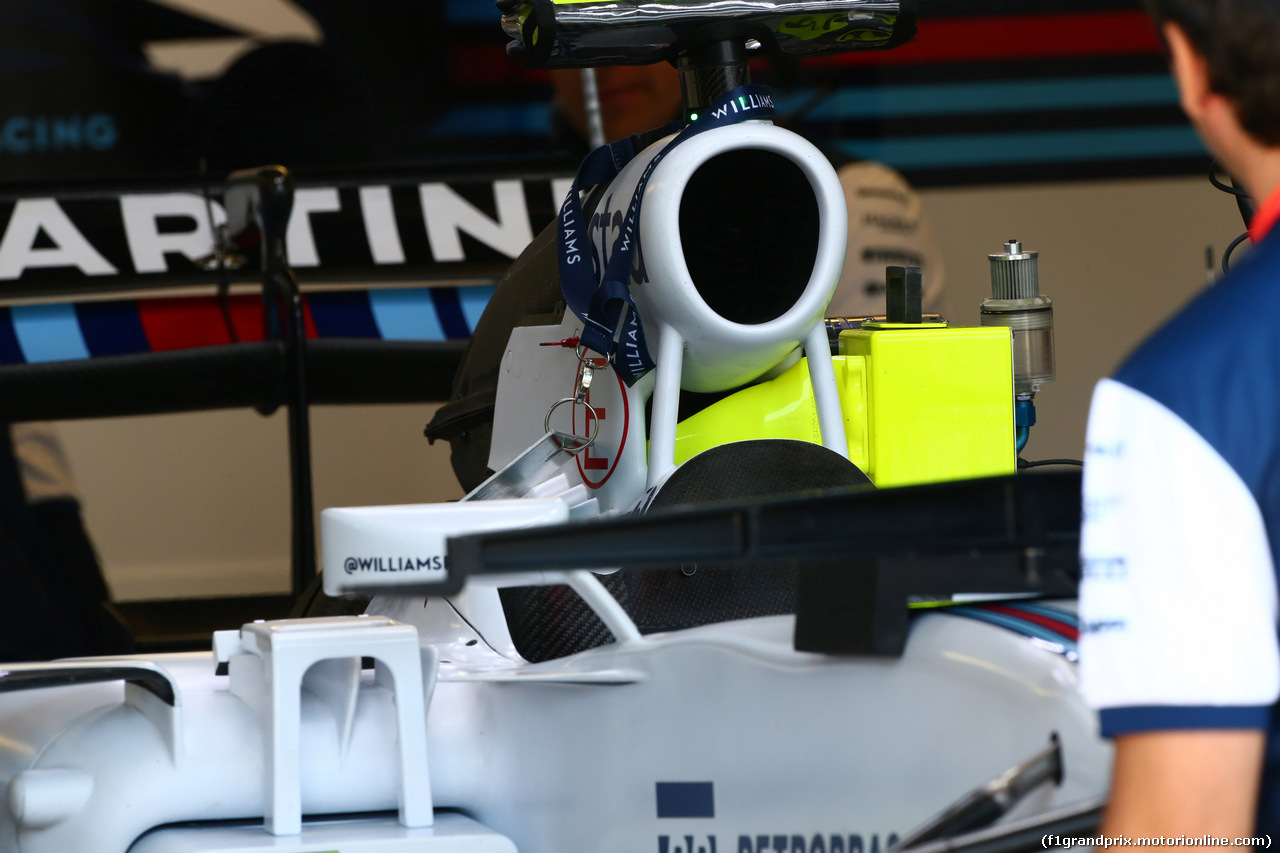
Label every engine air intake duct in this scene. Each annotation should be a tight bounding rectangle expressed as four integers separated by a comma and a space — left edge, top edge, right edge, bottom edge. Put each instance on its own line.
611, 122, 847, 394
678, 149, 819, 326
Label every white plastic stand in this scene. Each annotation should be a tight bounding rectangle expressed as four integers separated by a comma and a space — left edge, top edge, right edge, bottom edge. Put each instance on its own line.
215, 615, 436, 836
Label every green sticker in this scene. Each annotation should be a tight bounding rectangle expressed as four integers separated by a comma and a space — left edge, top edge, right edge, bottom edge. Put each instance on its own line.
836, 28, 891, 43
778, 14, 850, 41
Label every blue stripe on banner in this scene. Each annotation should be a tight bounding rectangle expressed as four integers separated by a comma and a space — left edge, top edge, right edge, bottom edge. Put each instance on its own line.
445, 0, 494, 24
656, 782, 715, 819
773, 75, 1178, 121
1100, 704, 1271, 737
429, 104, 550, 137
428, 288, 471, 339
76, 300, 151, 357
0, 308, 24, 365
945, 607, 1075, 648
458, 284, 495, 333
307, 291, 381, 338
430, 77, 1177, 139
12, 303, 91, 363
368, 288, 446, 341
836, 125, 1205, 170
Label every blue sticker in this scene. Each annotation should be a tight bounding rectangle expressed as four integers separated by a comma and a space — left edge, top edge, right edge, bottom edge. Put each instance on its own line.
657, 782, 715, 819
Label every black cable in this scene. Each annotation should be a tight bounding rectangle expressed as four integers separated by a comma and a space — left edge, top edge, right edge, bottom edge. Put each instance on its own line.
200, 157, 240, 343
774, 75, 839, 129
1018, 458, 1083, 469
1209, 163, 1250, 197
1209, 160, 1256, 226
1222, 230, 1249, 273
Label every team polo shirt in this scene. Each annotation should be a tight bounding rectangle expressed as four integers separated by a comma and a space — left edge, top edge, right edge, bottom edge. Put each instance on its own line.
1079, 185, 1280, 829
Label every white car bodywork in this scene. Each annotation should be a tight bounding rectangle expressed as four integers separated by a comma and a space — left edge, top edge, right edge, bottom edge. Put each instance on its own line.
0, 590, 1109, 852
0, 596, 1100, 850
0, 102, 1109, 853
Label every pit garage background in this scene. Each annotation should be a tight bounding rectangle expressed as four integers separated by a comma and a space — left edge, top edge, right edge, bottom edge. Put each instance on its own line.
0, 0, 1244, 600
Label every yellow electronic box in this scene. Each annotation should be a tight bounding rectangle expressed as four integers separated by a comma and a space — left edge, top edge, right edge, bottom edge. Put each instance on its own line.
673, 308, 1017, 487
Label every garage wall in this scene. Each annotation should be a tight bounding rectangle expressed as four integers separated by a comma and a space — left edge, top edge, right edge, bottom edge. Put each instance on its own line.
926, 174, 1244, 463
60, 404, 462, 600
37, 0, 1243, 600
56, 172, 1245, 601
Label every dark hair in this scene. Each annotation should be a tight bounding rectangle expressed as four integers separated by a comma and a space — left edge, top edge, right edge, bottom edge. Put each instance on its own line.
1145, 0, 1280, 145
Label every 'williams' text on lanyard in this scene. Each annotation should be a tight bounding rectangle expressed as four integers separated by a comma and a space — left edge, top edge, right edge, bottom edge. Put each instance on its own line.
557, 85, 776, 385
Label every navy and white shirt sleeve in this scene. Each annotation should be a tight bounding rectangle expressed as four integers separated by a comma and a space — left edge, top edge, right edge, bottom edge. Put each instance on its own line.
1079, 377, 1280, 736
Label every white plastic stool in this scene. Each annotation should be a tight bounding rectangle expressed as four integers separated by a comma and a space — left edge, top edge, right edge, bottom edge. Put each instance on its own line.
215, 615, 435, 836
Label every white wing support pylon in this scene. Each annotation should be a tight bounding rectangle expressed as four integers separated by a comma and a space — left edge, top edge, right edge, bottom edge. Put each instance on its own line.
213, 616, 436, 836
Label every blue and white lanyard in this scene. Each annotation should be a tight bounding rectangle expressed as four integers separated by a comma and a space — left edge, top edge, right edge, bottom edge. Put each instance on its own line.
557, 84, 776, 384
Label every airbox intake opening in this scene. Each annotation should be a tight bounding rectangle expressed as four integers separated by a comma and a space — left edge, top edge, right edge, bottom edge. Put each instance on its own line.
678, 148, 821, 325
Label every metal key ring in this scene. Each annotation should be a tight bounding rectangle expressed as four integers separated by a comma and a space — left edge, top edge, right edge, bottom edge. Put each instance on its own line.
544, 397, 600, 449
575, 343, 608, 368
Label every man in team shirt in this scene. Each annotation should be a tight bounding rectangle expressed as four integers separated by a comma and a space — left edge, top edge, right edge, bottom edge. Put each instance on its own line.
1079, 0, 1280, 837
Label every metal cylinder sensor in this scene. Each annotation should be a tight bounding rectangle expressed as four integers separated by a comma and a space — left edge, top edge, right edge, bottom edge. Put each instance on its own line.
980, 240, 1055, 397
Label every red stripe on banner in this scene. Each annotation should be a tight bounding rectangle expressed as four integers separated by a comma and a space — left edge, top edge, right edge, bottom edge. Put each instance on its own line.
215, 295, 321, 342
227, 295, 265, 342
808, 11, 1163, 67
448, 43, 549, 86
305, 302, 319, 339
985, 604, 1080, 642
138, 297, 235, 351
137, 295, 322, 351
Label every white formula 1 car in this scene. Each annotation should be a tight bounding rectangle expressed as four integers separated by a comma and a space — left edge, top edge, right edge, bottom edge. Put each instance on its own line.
0, 7, 1110, 851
